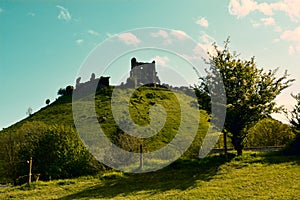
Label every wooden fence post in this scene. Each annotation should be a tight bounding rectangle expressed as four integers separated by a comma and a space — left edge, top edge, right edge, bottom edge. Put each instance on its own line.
139, 144, 143, 170
28, 157, 32, 184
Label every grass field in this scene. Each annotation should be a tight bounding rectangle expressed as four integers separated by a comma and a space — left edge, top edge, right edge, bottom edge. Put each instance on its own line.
0, 152, 299, 200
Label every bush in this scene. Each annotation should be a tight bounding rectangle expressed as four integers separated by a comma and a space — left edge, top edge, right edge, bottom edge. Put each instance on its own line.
0, 121, 103, 184
283, 132, 300, 155
245, 118, 295, 147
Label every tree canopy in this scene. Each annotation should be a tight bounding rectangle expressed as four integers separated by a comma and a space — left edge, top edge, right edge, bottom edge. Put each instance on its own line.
198, 38, 294, 155
288, 93, 300, 131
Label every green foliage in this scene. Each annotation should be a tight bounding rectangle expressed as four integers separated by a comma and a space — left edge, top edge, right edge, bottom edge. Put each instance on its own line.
57, 85, 74, 97
288, 93, 300, 131
22, 122, 100, 181
0, 129, 24, 185
0, 122, 101, 184
57, 88, 66, 96
199, 38, 294, 155
245, 118, 295, 147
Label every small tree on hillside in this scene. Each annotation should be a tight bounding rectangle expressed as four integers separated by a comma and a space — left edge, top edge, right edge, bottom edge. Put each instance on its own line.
26, 107, 33, 116
199, 38, 294, 155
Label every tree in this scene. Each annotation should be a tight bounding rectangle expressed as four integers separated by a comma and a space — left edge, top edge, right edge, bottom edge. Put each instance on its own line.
245, 118, 295, 147
287, 93, 300, 131
57, 85, 74, 96
17, 121, 101, 181
26, 107, 33, 116
199, 38, 294, 155
0, 129, 24, 185
46, 99, 50, 105
57, 88, 66, 96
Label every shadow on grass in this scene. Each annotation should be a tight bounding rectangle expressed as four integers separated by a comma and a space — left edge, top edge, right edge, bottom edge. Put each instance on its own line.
245, 150, 300, 166
58, 154, 234, 200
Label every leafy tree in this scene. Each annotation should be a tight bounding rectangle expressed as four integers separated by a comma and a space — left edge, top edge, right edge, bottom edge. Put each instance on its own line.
245, 118, 295, 147
0, 122, 102, 184
0, 129, 24, 185
57, 88, 66, 96
17, 121, 101, 180
287, 93, 300, 131
57, 85, 74, 96
199, 38, 294, 155
65, 85, 74, 95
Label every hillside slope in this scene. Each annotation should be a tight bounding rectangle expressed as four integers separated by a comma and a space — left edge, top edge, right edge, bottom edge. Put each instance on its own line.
1, 86, 210, 158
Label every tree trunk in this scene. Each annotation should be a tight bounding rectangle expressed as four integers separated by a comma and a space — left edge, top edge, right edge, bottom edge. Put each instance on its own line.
236, 147, 243, 156
232, 133, 243, 156
223, 131, 228, 159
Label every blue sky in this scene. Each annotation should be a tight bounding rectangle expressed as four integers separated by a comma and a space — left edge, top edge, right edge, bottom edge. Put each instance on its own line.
1, 0, 300, 129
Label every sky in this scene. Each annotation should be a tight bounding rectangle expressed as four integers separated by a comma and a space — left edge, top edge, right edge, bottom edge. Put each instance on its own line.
1, 0, 300, 129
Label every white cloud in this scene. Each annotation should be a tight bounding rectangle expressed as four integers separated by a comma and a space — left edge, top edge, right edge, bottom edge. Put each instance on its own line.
228, 0, 300, 22
196, 17, 209, 28
280, 26, 300, 41
28, 12, 36, 17
171, 30, 188, 40
56, 5, 71, 22
87, 29, 99, 36
288, 46, 295, 55
228, 0, 258, 18
76, 39, 84, 44
151, 30, 172, 46
118, 32, 141, 45
260, 17, 275, 26
151, 56, 170, 66
252, 22, 261, 28
151, 30, 169, 38
280, 26, 300, 54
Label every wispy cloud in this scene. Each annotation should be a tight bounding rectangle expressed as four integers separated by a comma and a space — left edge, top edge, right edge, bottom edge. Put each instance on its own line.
87, 29, 99, 36
76, 39, 84, 44
151, 30, 172, 45
228, 0, 300, 22
27, 12, 36, 17
56, 5, 71, 22
280, 26, 300, 54
151, 56, 170, 67
151, 30, 169, 38
196, 17, 209, 28
260, 17, 275, 26
117, 32, 140, 45
197, 32, 218, 55
171, 30, 188, 40
251, 21, 261, 28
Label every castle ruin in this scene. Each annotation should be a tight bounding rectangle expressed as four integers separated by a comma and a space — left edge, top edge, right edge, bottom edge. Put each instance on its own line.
128, 57, 160, 87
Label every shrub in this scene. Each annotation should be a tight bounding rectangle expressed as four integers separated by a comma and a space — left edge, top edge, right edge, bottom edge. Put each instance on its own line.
245, 118, 295, 147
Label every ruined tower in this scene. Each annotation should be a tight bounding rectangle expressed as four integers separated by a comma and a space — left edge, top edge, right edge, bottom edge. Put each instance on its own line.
129, 57, 160, 86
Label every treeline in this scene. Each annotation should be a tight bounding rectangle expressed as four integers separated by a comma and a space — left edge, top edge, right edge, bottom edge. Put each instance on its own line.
0, 121, 103, 185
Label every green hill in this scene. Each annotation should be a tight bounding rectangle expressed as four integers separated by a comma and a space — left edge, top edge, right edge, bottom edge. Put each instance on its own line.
3, 86, 209, 155
0, 86, 211, 183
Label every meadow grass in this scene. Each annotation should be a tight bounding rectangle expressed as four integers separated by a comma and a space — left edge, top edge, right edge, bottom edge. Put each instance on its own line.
0, 152, 299, 200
